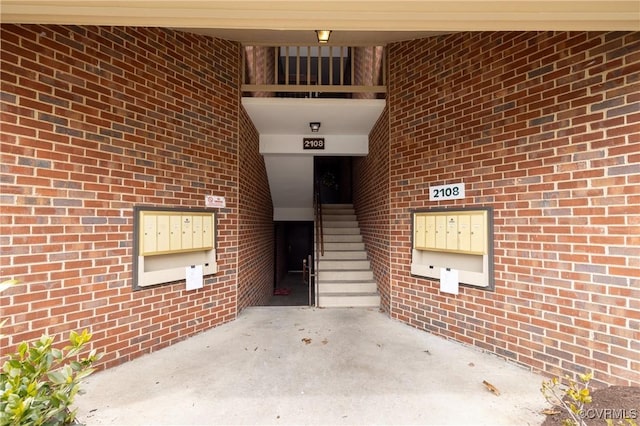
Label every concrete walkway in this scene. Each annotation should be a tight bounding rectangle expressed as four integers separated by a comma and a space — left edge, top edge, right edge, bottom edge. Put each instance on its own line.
75, 307, 547, 425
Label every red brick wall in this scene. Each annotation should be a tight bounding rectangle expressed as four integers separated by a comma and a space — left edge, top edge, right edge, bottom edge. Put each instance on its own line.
353, 106, 391, 311
0, 25, 271, 369
238, 106, 274, 309
385, 31, 640, 386
353, 46, 384, 100
243, 46, 276, 98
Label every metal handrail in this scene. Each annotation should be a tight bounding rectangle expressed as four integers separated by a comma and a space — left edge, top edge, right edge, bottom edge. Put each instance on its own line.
313, 182, 324, 256
314, 186, 324, 257
313, 181, 324, 306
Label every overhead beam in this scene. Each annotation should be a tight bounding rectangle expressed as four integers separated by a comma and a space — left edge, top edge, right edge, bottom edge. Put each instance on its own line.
1, 1, 638, 31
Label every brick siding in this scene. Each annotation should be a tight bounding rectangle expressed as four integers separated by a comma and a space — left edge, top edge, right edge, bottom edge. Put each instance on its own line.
353, 106, 391, 311
0, 25, 272, 369
238, 106, 274, 309
353, 46, 384, 100
243, 46, 276, 98
381, 31, 640, 386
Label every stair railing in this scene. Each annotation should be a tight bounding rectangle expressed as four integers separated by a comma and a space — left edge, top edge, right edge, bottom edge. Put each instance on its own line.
313, 180, 324, 306
314, 182, 324, 257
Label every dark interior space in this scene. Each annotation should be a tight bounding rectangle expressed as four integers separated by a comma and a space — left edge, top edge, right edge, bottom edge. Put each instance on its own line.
314, 156, 353, 204
269, 221, 314, 306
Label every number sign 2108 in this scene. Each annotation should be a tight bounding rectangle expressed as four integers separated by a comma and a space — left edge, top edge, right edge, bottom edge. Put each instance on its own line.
303, 138, 325, 150
429, 183, 465, 201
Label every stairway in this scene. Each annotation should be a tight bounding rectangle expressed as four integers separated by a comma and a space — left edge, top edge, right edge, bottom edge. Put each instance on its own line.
316, 204, 381, 308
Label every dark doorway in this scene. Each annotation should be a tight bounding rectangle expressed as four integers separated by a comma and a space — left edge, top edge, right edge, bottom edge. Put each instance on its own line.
314, 156, 352, 204
284, 221, 313, 272
271, 221, 313, 306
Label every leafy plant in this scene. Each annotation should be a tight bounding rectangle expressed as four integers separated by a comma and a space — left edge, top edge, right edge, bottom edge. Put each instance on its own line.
542, 371, 593, 426
0, 329, 101, 425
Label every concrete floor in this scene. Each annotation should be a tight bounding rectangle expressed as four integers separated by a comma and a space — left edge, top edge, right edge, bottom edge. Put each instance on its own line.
266, 272, 311, 306
75, 307, 547, 425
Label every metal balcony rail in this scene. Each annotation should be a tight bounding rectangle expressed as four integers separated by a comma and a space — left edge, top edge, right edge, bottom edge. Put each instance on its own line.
242, 45, 386, 97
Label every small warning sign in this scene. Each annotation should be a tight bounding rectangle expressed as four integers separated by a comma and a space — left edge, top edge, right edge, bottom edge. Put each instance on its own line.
205, 195, 226, 208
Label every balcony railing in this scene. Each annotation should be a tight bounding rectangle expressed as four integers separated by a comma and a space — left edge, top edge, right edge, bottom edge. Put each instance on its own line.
242, 44, 386, 98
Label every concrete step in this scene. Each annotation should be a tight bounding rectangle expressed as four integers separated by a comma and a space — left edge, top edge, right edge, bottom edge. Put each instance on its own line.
322, 220, 359, 228
318, 269, 374, 281
323, 211, 356, 218
322, 242, 365, 251
318, 292, 381, 308
318, 259, 371, 270
323, 234, 363, 243
323, 214, 357, 221
317, 204, 379, 309
323, 227, 360, 235
319, 250, 368, 260
318, 280, 377, 293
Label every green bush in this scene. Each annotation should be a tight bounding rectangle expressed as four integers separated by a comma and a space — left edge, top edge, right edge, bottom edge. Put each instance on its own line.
0, 330, 101, 426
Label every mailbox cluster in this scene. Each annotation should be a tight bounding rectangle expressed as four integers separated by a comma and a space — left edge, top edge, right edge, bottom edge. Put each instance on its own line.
140, 211, 215, 255
411, 208, 493, 290
413, 211, 487, 254
134, 208, 218, 289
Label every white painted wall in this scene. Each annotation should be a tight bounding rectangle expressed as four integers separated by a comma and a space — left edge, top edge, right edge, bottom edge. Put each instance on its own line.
263, 154, 314, 221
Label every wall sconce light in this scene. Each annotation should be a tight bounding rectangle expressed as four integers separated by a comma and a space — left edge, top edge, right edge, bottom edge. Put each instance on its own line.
315, 30, 332, 44
309, 122, 321, 132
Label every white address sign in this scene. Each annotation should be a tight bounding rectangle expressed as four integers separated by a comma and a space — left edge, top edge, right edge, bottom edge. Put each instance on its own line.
429, 183, 465, 201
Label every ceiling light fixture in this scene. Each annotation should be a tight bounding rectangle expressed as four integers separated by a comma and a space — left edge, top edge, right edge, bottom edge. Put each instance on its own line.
309, 122, 321, 132
315, 30, 332, 44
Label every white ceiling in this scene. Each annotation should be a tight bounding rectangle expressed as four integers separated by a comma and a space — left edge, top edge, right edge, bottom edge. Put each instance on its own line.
242, 98, 386, 135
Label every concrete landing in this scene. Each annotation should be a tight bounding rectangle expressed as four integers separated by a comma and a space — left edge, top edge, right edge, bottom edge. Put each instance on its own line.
75, 307, 547, 425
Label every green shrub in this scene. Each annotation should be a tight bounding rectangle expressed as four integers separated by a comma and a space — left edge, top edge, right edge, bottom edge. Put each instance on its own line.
0, 329, 101, 425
